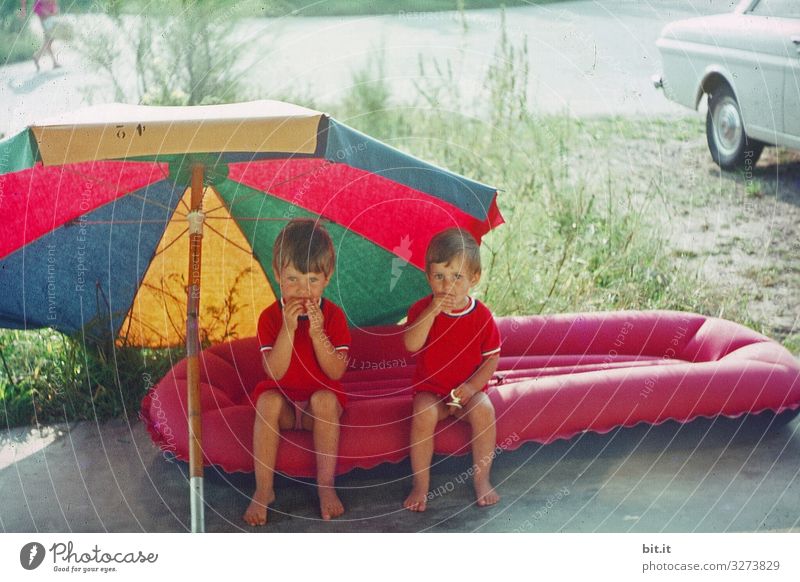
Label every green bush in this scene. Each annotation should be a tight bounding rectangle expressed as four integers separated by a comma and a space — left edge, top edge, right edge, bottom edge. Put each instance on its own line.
0, 21, 37, 65
0, 329, 179, 429
74, 1, 246, 104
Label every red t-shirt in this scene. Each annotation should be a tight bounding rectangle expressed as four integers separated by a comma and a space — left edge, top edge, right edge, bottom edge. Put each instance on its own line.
252, 298, 351, 406
406, 295, 501, 396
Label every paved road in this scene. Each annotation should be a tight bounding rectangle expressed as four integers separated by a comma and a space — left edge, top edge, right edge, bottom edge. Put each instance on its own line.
1, 412, 798, 532
0, 1, 738, 137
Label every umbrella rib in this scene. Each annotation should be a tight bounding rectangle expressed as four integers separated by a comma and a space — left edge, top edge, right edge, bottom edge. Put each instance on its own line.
202, 190, 298, 218
141, 279, 187, 308
61, 165, 176, 213
177, 193, 191, 215
126, 315, 166, 346
206, 217, 289, 222
126, 310, 173, 347
133, 280, 186, 344
154, 162, 191, 216
160, 283, 187, 342
156, 160, 171, 184
73, 220, 174, 225
202, 221, 254, 256
135, 279, 188, 342
151, 227, 190, 259
202, 165, 329, 215
201, 204, 228, 217
126, 190, 178, 213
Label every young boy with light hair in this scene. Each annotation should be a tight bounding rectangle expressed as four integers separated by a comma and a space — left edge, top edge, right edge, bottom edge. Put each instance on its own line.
403, 228, 501, 511
243, 219, 350, 526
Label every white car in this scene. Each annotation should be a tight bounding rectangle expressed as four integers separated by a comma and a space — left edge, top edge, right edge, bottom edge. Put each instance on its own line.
654, 0, 800, 170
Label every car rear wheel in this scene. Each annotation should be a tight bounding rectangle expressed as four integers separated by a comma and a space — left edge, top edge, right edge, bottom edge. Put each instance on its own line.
706, 85, 764, 171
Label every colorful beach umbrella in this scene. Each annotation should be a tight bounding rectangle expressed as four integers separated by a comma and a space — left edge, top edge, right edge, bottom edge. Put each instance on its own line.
0, 100, 503, 531
0, 101, 502, 345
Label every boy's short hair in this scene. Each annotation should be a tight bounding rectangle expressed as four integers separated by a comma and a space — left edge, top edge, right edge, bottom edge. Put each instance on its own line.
273, 218, 335, 276
425, 228, 481, 275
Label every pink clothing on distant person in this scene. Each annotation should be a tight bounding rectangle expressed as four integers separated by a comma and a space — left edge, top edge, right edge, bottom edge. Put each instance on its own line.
33, 0, 58, 18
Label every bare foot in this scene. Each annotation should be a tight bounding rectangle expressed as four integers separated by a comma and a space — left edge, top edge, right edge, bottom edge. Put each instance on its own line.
475, 480, 500, 507
403, 484, 428, 512
243, 489, 275, 526
318, 485, 344, 520
33, 57, 40, 72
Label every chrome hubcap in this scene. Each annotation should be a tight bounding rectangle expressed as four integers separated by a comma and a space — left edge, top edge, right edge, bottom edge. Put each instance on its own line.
715, 100, 742, 157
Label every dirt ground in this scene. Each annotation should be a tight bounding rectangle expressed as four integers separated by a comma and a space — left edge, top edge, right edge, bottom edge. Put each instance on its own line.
588, 115, 800, 352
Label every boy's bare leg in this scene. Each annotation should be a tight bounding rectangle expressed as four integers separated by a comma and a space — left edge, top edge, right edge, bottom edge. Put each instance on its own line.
307, 390, 345, 520
243, 391, 293, 526
457, 391, 500, 506
404, 392, 448, 512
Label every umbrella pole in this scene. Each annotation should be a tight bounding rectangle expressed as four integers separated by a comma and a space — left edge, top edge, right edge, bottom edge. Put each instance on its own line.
187, 164, 205, 533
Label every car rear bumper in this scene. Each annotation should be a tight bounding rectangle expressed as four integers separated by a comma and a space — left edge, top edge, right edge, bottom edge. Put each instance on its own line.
652, 74, 664, 90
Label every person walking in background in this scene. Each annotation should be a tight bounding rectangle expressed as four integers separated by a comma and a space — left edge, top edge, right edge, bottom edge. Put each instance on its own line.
19, 0, 60, 71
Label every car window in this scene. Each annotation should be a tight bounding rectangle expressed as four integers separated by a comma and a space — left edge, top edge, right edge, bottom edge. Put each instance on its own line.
750, 0, 800, 18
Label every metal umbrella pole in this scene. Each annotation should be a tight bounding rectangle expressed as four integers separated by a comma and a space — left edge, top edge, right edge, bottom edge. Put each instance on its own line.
186, 163, 206, 533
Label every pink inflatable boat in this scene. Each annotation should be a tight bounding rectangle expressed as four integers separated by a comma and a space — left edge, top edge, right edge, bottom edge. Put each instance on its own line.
141, 311, 800, 477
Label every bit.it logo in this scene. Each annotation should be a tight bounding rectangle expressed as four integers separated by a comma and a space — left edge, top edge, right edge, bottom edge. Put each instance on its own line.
20, 542, 46, 570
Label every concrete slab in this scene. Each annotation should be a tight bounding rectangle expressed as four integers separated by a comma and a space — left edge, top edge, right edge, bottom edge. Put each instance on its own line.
1, 411, 798, 532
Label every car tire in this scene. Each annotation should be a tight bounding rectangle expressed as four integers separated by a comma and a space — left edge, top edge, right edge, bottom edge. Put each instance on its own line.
706, 85, 764, 171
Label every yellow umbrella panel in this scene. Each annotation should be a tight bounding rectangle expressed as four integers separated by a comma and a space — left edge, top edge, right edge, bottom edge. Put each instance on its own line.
120, 185, 275, 348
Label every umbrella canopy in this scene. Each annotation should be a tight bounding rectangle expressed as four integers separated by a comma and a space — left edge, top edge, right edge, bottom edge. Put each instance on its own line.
0, 100, 503, 347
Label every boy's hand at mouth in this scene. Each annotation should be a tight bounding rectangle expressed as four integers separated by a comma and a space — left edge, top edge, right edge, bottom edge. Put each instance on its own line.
431, 293, 458, 314
305, 299, 325, 335
282, 298, 306, 332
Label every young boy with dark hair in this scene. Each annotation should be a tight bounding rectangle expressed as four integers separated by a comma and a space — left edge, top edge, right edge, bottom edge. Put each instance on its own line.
403, 228, 501, 511
243, 218, 350, 526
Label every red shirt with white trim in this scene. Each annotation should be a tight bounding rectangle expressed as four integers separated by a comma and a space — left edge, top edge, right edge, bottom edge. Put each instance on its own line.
252, 297, 351, 406
406, 295, 501, 396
